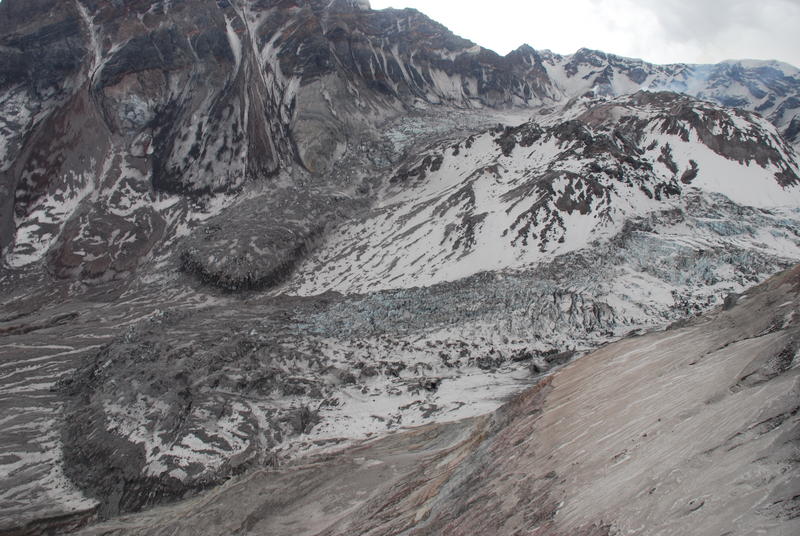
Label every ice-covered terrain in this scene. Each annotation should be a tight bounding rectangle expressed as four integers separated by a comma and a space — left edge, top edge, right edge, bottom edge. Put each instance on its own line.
537, 48, 800, 149
75, 259, 800, 536
1, 0, 800, 534
39, 99, 800, 525
288, 92, 800, 295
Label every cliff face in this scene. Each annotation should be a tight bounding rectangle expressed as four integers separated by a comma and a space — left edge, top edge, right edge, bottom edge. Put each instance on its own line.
1, 2, 800, 534
6, 1, 800, 285
2, 1, 800, 284
0, 0, 290, 278
0, 0, 557, 281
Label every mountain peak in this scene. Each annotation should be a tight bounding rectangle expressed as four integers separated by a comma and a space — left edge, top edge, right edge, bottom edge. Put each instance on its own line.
511, 43, 536, 54
326, 0, 372, 10
2, 2, 800, 533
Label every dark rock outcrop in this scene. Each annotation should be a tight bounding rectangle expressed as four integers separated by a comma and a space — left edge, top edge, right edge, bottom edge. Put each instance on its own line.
0, 0, 560, 282
2, 0, 799, 285
1, 3, 800, 534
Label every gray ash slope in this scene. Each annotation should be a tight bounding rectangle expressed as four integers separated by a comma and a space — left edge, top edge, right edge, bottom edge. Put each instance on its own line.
76, 261, 800, 536
1, 0, 800, 534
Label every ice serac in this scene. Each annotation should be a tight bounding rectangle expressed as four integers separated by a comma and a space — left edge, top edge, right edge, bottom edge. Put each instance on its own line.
311, 266, 800, 536
289, 91, 800, 295
74, 264, 800, 536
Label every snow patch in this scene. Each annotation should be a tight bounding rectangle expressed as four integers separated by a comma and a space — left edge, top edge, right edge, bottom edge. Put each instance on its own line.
225, 16, 243, 74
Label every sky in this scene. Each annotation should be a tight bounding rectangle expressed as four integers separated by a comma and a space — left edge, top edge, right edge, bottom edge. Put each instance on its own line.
369, 0, 800, 68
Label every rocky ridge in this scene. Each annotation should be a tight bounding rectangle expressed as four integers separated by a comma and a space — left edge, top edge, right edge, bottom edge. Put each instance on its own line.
1, 0, 800, 534
286, 90, 800, 294
2, 1, 800, 284
537, 47, 800, 148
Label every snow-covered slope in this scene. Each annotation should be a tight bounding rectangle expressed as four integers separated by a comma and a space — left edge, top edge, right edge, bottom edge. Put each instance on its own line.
2, 2, 799, 282
287, 91, 800, 295
3, 2, 800, 533
536, 48, 800, 149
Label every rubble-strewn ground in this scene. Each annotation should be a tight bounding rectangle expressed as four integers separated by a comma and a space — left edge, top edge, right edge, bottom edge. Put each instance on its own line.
2, 2, 800, 531
73, 264, 800, 536
2, 102, 800, 533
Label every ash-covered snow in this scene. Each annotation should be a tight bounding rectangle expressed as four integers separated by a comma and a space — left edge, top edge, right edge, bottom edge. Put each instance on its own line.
285, 95, 800, 296
5, 172, 95, 268
0, 87, 36, 172
225, 16, 243, 75
4, 2, 800, 533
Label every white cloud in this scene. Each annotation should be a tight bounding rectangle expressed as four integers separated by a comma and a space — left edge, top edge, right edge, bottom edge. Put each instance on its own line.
370, 0, 800, 67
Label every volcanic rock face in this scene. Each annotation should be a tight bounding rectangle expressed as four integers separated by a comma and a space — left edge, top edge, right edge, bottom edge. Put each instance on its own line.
0, 0, 555, 280
3, 1, 800, 283
2, 0, 800, 534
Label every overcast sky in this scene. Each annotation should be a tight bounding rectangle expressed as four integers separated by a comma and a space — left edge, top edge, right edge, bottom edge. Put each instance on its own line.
370, 0, 800, 67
